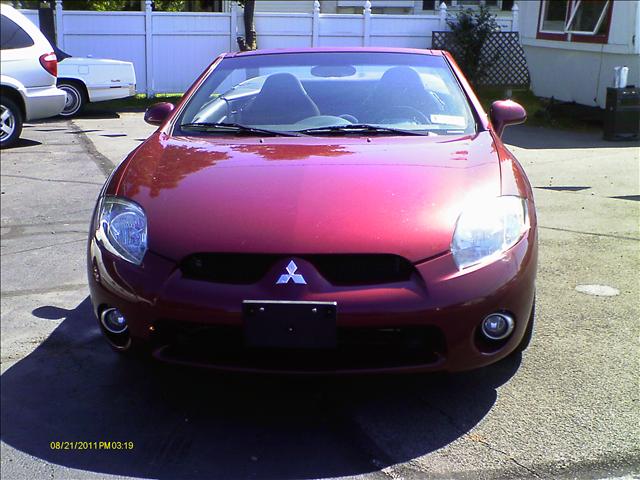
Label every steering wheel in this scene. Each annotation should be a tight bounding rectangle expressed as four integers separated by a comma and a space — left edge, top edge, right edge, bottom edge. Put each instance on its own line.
375, 106, 430, 125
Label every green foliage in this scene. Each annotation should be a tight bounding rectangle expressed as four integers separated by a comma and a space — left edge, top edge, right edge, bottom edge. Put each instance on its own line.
10, 0, 40, 8
446, 6, 500, 86
59, 0, 185, 11
87, 1, 137, 11
151, 0, 185, 11
60, 0, 136, 10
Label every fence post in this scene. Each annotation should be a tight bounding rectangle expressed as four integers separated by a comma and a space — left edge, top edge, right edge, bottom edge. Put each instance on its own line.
511, 2, 519, 32
230, 1, 238, 51
144, 0, 154, 97
363, 0, 371, 47
312, 0, 320, 47
439, 2, 447, 30
54, 0, 63, 49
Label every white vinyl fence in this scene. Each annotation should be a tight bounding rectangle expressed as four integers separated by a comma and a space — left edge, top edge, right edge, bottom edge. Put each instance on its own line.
20, 0, 519, 95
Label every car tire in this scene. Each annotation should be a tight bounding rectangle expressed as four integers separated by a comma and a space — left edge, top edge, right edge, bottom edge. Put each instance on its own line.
0, 96, 23, 149
514, 296, 535, 353
58, 81, 86, 117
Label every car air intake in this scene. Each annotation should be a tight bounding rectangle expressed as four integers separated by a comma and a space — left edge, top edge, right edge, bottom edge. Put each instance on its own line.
180, 253, 416, 286
153, 321, 446, 371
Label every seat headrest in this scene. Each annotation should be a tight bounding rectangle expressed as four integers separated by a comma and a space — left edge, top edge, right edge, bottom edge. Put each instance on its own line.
259, 72, 307, 96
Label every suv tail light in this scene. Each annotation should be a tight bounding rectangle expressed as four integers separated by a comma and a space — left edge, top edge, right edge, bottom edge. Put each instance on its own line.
39, 52, 58, 77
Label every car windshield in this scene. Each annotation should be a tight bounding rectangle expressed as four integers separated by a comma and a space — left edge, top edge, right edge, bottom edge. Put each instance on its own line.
177, 52, 476, 136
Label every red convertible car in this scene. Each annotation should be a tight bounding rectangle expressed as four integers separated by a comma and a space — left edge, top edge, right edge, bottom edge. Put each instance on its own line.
88, 47, 537, 374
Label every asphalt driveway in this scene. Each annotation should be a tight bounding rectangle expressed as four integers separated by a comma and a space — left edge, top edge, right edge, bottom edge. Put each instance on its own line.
1, 114, 638, 480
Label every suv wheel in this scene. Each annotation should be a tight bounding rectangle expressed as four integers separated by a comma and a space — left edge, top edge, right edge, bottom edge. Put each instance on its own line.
0, 97, 23, 148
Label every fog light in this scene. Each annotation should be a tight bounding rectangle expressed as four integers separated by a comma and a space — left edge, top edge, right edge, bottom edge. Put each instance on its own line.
481, 313, 514, 341
101, 307, 128, 334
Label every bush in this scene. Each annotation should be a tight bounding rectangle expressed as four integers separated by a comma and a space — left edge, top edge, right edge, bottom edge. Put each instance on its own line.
446, 6, 500, 86
56, 1, 185, 11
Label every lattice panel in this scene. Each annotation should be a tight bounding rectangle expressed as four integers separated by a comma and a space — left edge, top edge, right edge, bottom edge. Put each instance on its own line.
432, 31, 530, 89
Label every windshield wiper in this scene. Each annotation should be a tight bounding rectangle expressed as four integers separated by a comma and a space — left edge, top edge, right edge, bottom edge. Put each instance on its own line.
298, 124, 431, 136
179, 122, 303, 137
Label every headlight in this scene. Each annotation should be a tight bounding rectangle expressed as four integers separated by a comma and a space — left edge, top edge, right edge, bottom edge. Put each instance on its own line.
96, 196, 147, 265
451, 196, 529, 269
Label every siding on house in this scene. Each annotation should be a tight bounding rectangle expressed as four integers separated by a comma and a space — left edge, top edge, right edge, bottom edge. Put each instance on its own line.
519, 0, 640, 108
254, 1, 316, 13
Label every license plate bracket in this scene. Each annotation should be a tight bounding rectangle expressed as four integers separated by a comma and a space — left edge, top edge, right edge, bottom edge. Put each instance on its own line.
243, 300, 337, 349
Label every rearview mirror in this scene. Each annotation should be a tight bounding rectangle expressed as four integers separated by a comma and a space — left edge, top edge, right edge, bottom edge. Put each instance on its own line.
490, 100, 526, 137
144, 102, 175, 126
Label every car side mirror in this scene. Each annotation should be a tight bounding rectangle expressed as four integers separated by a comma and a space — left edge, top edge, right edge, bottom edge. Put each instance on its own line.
490, 100, 526, 137
144, 102, 175, 126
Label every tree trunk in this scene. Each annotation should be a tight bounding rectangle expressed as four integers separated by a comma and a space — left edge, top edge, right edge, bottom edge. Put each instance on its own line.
239, 0, 257, 51
37, 4, 57, 47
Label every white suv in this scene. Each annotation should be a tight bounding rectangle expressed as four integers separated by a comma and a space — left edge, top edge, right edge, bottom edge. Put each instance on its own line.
1, 4, 66, 148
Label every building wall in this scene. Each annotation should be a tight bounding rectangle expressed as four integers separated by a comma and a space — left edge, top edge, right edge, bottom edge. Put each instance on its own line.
322, 1, 338, 13
252, 0, 516, 15
520, 0, 640, 108
524, 46, 639, 108
254, 1, 316, 13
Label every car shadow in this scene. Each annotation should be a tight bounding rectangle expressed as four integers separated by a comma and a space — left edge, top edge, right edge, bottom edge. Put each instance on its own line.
503, 125, 639, 150
1, 297, 521, 479
5, 138, 43, 148
72, 110, 121, 119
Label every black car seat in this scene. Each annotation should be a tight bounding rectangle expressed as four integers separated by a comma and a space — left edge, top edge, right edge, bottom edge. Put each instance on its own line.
361, 66, 441, 123
242, 73, 320, 125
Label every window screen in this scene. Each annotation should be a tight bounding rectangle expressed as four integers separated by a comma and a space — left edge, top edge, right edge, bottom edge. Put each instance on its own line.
566, 0, 610, 34
0, 15, 34, 50
541, 0, 569, 31
502, 0, 514, 11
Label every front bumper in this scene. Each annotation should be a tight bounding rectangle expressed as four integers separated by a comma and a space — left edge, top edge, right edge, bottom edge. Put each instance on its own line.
88, 230, 537, 374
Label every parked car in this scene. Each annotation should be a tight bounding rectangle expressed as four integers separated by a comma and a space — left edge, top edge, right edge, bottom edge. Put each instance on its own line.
88, 47, 537, 374
54, 45, 136, 117
0, 4, 66, 148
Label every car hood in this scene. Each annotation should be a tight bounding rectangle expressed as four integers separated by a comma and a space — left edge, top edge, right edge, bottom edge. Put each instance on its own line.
118, 132, 500, 263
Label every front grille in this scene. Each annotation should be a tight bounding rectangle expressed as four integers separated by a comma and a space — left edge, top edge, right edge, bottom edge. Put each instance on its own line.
153, 321, 446, 371
180, 253, 416, 286
181, 254, 279, 284
307, 254, 415, 286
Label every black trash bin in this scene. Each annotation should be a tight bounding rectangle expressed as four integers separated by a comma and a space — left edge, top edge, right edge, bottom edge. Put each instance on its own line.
603, 87, 640, 141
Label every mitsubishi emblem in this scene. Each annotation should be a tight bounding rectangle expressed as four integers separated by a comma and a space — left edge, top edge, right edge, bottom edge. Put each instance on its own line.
276, 260, 307, 285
